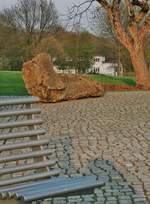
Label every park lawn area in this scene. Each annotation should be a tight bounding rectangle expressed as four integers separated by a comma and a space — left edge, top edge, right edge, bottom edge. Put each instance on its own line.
0, 71, 28, 96
90, 74, 136, 86
0, 71, 136, 96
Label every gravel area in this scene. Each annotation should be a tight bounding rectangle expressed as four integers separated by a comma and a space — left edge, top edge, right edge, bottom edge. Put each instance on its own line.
39, 91, 150, 203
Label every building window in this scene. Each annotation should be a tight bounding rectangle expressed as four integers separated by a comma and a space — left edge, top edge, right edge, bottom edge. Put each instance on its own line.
95, 58, 99, 62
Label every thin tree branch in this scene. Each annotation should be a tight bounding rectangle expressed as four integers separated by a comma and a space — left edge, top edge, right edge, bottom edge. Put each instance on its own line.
132, 0, 149, 23
96, 0, 112, 12
132, 0, 149, 13
139, 12, 150, 43
125, 0, 135, 19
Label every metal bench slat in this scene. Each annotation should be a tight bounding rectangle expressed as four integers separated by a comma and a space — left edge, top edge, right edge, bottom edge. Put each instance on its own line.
0, 149, 53, 163
13, 176, 96, 197
0, 119, 43, 129
21, 176, 105, 202
0, 129, 46, 140
0, 170, 60, 187
0, 177, 65, 199
0, 139, 49, 151
0, 176, 95, 199
0, 108, 41, 117
0, 160, 56, 175
0, 97, 39, 106
0, 177, 65, 195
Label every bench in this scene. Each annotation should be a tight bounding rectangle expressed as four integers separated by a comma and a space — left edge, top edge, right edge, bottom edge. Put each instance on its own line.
0, 97, 105, 204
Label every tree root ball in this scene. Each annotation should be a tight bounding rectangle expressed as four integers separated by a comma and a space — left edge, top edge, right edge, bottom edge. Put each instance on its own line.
23, 53, 104, 102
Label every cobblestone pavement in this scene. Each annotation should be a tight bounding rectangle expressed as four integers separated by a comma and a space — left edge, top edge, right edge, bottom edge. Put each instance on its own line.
40, 91, 150, 204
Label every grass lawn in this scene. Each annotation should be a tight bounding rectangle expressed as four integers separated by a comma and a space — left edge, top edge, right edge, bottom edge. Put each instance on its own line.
0, 71, 136, 96
90, 74, 136, 86
0, 71, 28, 96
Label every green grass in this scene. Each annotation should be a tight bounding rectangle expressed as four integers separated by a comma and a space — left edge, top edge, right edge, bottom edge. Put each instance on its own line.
90, 74, 136, 86
0, 71, 136, 96
0, 71, 28, 96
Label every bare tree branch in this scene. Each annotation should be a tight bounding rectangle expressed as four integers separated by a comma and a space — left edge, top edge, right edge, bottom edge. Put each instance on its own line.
132, 0, 149, 12
108, 0, 133, 49
132, 0, 149, 23
139, 12, 150, 43
125, 0, 135, 19
96, 0, 111, 12
66, 0, 97, 31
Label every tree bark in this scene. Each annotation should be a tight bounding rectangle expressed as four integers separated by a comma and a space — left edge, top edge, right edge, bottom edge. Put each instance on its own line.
130, 46, 150, 88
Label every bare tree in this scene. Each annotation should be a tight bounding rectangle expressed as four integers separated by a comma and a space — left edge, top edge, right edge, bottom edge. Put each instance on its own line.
2, 0, 58, 35
0, 0, 59, 62
71, 0, 150, 88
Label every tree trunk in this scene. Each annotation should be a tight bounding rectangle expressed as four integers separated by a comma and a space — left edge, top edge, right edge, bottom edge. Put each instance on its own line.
130, 46, 150, 88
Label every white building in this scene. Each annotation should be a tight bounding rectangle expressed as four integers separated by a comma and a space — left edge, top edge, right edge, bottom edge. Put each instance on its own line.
53, 66, 76, 74
54, 56, 117, 76
88, 56, 117, 76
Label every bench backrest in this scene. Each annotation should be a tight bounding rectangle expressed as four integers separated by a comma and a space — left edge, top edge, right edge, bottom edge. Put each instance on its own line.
0, 97, 60, 190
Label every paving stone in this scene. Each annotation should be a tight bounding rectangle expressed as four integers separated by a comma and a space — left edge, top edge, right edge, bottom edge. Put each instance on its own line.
106, 197, 117, 201
133, 202, 147, 204
119, 200, 133, 204
81, 194, 94, 202
40, 92, 150, 203
94, 202, 105, 204
96, 196, 106, 201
